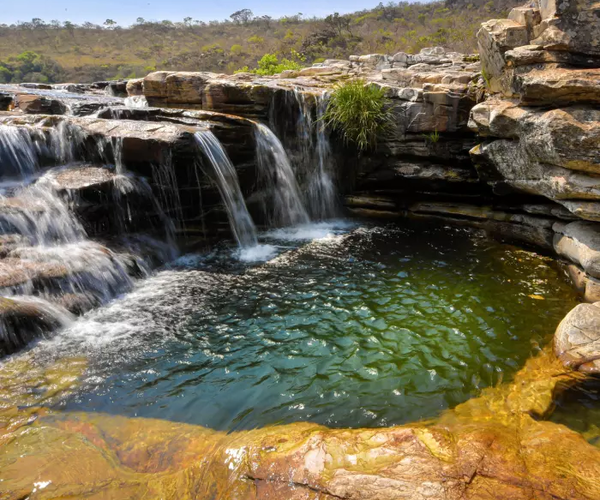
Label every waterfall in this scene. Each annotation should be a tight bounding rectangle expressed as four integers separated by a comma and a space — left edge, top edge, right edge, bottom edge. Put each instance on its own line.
0, 125, 40, 179
292, 91, 339, 220
254, 123, 310, 227
194, 130, 258, 248
0, 119, 178, 336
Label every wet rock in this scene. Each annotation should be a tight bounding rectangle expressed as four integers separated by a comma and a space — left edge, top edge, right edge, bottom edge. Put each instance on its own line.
555, 302, 600, 373
14, 94, 67, 115
0, 296, 73, 356
553, 221, 600, 279
106, 80, 128, 97
1, 347, 597, 500
0, 92, 13, 111
20, 83, 53, 90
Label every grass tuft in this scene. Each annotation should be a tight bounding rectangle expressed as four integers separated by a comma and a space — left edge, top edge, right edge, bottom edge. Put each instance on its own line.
322, 79, 394, 151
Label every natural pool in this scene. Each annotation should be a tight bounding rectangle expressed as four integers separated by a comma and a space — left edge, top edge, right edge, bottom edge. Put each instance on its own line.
7, 219, 579, 432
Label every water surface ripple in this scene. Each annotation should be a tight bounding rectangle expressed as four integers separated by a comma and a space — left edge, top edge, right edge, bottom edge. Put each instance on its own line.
19, 221, 578, 430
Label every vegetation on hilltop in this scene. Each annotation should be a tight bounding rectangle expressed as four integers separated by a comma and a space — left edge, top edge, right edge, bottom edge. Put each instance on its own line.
0, 0, 521, 83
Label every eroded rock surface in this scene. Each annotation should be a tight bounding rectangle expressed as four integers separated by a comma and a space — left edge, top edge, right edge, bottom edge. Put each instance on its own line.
0, 347, 597, 500
555, 301, 600, 373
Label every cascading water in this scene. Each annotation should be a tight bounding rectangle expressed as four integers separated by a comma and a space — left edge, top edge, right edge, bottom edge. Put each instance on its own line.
0, 125, 41, 179
0, 119, 178, 352
293, 90, 339, 220
254, 123, 310, 227
194, 130, 258, 248
124, 96, 149, 108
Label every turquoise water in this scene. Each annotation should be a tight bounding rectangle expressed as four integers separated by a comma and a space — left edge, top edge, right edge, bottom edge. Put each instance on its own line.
35, 220, 578, 430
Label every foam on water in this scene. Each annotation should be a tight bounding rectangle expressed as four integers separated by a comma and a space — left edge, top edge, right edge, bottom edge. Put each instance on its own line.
263, 220, 355, 242
237, 244, 278, 262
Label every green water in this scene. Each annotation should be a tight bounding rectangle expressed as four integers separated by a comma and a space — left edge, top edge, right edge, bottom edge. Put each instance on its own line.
25, 221, 578, 430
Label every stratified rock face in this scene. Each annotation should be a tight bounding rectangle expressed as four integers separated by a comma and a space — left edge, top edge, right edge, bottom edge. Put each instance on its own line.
467, 0, 600, 298
477, 1, 600, 104
555, 301, 600, 373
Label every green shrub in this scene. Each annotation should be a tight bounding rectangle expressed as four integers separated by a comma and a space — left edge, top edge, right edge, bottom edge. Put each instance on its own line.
322, 79, 393, 151
238, 53, 303, 76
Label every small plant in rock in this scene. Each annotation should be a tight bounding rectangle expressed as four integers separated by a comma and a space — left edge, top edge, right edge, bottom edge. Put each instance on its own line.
322, 79, 394, 151
423, 129, 440, 143
480, 67, 492, 89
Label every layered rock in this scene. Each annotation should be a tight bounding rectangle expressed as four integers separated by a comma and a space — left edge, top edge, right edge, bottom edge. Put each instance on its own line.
466, 0, 600, 305
555, 301, 600, 373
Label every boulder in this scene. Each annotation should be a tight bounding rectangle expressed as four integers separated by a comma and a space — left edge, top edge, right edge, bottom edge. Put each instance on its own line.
126, 78, 144, 96
553, 221, 600, 279
0, 296, 73, 356
555, 301, 600, 373
14, 94, 67, 115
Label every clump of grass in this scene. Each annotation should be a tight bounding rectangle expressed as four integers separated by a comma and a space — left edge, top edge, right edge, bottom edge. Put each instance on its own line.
322, 79, 393, 151
423, 129, 440, 143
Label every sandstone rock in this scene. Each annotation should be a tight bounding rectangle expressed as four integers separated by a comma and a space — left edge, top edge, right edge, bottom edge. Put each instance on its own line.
563, 263, 600, 302
513, 67, 600, 106
298, 66, 344, 77
14, 94, 66, 115
471, 140, 600, 215
469, 102, 600, 174
278, 70, 299, 79
126, 78, 144, 96
0, 296, 73, 356
357, 54, 387, 67
20, 83, 52, 90
477, 19, 530, 95
555, 301, 600, 372
532, 0, 600, 56
508, 6, 542, 36
553, 221, 600, 279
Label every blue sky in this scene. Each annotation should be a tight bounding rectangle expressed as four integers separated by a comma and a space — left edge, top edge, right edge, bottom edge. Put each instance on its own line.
3, 0, 396, 26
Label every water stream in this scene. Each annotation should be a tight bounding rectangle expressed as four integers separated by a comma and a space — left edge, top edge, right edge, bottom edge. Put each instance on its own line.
254, 123, 310, 227
194, 130, 259, 248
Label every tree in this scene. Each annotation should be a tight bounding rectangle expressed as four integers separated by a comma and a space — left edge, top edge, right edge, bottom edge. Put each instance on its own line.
325, 12, 352, 36
230, 9, 253, 25
104, 19, 117, 29
136, 17, 146, 25
183, 17, 193, 27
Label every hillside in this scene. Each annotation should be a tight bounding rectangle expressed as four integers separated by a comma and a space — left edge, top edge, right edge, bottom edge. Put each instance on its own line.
0, 0, 521, 83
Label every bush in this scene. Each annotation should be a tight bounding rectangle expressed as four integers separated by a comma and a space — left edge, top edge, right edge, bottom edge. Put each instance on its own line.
322, 79, 393, 151
238, 53, 303, 76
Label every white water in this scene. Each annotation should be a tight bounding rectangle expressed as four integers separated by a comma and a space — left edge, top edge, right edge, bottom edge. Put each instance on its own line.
194, 130, 258, 248
0, 125, 41, 179
254, 123, 310, 227
124, 96, 149, 108
293, 90, 339, 220
0, 121, 177, 353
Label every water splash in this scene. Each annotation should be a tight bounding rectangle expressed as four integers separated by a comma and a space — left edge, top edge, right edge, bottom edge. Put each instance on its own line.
194, 130, 258, 248
124, 96, 149, 108
254, 123, 310, 227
